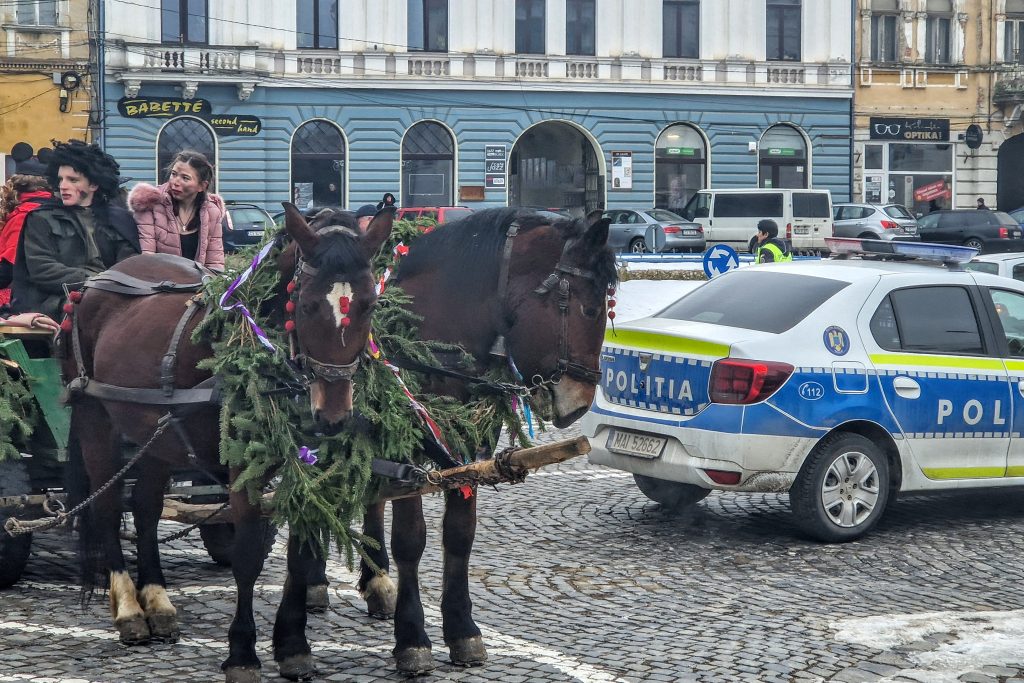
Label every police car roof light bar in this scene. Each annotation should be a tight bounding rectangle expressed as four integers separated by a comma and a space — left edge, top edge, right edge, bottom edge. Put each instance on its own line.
824, 237, 977, 268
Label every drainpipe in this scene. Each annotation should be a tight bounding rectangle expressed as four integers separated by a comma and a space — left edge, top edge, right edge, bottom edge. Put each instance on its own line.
849, 0, 856, 202
96, 0, 106, 148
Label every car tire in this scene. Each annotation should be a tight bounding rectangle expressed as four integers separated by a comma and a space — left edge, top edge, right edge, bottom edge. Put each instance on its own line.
0, 460, 33, 589
633, 474, 710, 510
628, 238, 647, 254
964, 237, 984, 251
790, 432, 889, 543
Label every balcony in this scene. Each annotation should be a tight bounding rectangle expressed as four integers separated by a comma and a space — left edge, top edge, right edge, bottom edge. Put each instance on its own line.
994, 67, 1024, 105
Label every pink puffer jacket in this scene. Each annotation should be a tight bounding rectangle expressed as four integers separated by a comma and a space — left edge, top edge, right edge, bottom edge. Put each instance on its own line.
127, 182, 227, 271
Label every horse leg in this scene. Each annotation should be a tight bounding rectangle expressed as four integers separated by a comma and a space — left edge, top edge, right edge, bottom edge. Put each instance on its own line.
358, 501, 396, 619
131, 455, 178, 643
222, 479, 271, 683
273, 532, 318, 681
74, 403, 150, 645
304, 546, 330, 614
391, 496, 433, 675
441, 490, 486, 666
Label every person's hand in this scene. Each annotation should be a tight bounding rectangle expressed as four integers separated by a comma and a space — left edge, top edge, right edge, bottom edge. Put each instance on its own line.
3, 312, 60, 332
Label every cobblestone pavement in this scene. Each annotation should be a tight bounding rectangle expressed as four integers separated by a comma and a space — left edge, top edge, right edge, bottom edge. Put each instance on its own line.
5, 426, 1024, 682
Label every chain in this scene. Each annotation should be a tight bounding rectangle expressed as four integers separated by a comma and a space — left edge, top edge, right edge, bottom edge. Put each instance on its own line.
3, 413, 175, 538
158, 499, 230, 544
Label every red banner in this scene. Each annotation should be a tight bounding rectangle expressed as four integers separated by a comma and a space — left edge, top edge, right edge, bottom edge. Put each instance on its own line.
914, 180, 948, 202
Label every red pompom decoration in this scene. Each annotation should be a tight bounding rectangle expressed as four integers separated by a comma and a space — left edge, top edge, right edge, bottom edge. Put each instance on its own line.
62, 303, 75, 315
286, 281, 296, 294
608, 311, 616, 320
396, 245, 410, 256
607, 287, 616, 296
608, 300, 616, 308
68, 290, 83, 303
284, 320, 296, 332
285, 301, 296, 313
60, 318, 73, 332
340, 317, 351, 327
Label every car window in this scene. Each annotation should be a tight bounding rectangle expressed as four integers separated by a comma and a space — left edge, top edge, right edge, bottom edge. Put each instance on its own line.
656, 270, 849, 334
861, 207, 876, 219
882, 286, 984, 355
442, 208, 472, 221
1014, 264, 1024, 282
992, 211, 1017, 226
833, 206, 843, 220
965, 261, 999, 275
793, 192, 830, 219
917, 213, 940, 229
714, 193, 783, 218
601, 210, 619, 223
229, 207, 273, 229
884, 205, 914, 219
648, 209, 683, 222
422, 210, 438, 221
621, 211, 639, 224
988, 289, 1024, 356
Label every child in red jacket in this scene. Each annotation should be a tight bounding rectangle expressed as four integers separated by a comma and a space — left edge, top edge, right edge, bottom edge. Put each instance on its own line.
0, 175, 52, 307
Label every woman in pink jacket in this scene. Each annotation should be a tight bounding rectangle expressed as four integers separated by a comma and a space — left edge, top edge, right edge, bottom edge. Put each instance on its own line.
127, 150, 227, 272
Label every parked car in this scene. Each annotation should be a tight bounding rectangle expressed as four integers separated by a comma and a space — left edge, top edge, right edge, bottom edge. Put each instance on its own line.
583, 238, 1024, 542
832, 203, 919, 241
222, 202, 275, 252
965, 252, 1024, 282
601, 208, 705, 253
1008, 207, 1024, 226
396, 206, 474, 224
916, 209, 1024, 253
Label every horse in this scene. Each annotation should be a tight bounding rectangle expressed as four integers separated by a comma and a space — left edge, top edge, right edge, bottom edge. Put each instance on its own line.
61, 203, 393, 681
288, 207, 615, 677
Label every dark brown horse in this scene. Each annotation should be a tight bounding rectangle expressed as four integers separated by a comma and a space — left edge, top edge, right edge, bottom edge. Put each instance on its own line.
63, 204, 393, 682
298, 207, 615, 676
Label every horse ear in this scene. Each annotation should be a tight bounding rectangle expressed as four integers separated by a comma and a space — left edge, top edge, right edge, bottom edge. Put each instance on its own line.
582, 216, 610, 248
281, 202, 319, 257
360, 207, 395, 259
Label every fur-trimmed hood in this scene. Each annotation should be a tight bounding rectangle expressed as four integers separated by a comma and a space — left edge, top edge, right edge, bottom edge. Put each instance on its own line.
127, 181, 226, 214
127, 181, 226, 271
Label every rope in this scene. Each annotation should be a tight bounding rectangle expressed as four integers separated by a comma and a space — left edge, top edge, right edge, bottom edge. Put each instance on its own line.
3, 412, 175, 538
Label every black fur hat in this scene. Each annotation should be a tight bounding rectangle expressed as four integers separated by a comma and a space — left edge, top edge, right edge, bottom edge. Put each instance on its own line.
45, 140, 122, 203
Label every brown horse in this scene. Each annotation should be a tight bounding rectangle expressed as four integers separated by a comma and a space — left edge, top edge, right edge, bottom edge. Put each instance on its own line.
296, 207, 615, 676
63, 204, 393, 682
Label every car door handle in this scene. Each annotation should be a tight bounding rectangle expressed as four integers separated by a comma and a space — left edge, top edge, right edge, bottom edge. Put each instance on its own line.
893, 376, 921, 399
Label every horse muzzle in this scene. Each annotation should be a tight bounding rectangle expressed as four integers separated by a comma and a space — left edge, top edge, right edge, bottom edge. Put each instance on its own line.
310, 379, 354, 434
549, 377, 597, 429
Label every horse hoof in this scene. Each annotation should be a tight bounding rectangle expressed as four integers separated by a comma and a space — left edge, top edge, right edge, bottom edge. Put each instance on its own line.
223, 666, 261, 683
448, 635, 487, 667
146, 613, 180, 643
394, 647, 434, 676
116, 616, 151, 645
363, 574, 396, 620
306, 584, 329, 613
279, 654, 316, 681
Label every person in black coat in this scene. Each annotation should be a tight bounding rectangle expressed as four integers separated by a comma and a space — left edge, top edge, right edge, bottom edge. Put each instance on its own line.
11, 141, 140, 320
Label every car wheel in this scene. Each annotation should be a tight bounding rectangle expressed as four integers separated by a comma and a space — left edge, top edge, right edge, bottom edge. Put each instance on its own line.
790, 432, 889, 542
633, 474, 710, 510
628, 238, 647, 254
964, 237, 984, 251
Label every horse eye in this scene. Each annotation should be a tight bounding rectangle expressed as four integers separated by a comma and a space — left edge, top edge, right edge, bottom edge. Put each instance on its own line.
580, 304, 601, 320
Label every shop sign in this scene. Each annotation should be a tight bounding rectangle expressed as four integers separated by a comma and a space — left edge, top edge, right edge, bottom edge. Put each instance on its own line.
117, 97, 211, 118
765, 148, 797, 157
207, 114, 262, 136
484, 145, 506, 189
965, 124, 984, 150
913, 179, 949, 202
611, 151, 632, 190
870, 117, 949, 142
666, 147, 697, 156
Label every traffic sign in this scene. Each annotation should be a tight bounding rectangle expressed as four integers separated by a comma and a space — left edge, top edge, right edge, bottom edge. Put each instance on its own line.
702, 244, 739, 279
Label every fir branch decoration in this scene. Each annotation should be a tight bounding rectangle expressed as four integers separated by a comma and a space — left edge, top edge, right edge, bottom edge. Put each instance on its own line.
0, 359, 37, 462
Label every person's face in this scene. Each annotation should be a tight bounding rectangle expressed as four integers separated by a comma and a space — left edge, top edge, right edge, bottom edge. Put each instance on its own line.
357, 215, 372, 232
167, 161, 208, 203
757, 230, 768, 243
977, 200, 984, 207
57, 165, 98, 207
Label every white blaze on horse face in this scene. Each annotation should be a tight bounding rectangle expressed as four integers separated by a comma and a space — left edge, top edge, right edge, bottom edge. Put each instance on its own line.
325, 282, 355, 329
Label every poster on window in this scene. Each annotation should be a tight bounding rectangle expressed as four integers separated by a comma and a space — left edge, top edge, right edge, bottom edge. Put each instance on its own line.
292, 183, 314, 209
611, 151, 632, 190
913, 179, 950, 203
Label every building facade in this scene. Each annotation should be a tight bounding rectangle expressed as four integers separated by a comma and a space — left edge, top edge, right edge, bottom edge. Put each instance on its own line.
102, 0, 853, 214
1, 0, 95, 179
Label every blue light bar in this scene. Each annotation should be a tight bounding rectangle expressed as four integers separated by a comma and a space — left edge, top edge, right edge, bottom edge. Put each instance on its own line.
825, 238, 977, 265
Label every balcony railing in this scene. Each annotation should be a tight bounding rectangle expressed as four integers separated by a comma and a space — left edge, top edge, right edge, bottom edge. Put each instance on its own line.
995, 67, 1024, 104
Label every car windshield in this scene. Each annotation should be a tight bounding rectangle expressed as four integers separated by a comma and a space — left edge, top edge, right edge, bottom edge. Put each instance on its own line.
230, 207, 273, 229
657, 270, 850, 334
965, 261, 999, 275
884, 205, 914, 219
647, 209, 684, 222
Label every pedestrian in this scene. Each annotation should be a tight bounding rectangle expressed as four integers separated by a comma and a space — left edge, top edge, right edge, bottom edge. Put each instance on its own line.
10, 140, 141, 321
355, 204, 377, 233
0, 174, 52, 309
977, 197, 990, 210
127, 150, 226, 271
752, 218, 793, 264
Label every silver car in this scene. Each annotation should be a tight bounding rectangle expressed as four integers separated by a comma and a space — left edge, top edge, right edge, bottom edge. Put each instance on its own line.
601, 208, 706, 253
833, 203, 919, 241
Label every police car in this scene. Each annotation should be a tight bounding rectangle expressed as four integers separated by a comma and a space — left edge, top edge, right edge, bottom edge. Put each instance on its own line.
583, 238, 1024, 542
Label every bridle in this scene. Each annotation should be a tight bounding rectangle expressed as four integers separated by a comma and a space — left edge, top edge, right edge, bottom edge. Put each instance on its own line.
288, 228, 365, 384
495, 221, 604, 388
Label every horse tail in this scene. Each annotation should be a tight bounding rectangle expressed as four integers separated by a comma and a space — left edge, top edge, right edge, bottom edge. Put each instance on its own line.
64, 434, 106, 604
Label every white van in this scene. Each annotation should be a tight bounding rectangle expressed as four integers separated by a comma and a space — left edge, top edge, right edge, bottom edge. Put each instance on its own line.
678, 188, 834, 252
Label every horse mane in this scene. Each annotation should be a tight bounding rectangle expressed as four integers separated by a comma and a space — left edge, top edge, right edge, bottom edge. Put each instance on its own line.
305, 208, 369, 287
395, 208, 616, 294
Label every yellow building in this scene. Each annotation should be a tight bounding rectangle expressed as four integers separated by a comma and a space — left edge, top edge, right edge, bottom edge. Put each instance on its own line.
0, 0, 93, 180
854, 0, 1003, 214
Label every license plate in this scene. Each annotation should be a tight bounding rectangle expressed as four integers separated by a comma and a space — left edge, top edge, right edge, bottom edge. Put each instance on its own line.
682, 229, 699, 236
247, 230, 264, 238
606, 429, 667, 459
793, 226, 809, 235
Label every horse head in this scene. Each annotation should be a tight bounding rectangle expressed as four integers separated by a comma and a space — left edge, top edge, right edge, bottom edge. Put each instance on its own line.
280, 203, 393, 432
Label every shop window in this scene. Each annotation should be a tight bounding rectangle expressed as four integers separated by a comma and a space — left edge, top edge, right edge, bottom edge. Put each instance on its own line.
291, 120, 345, 210
157, 117, 216, 184
516, 0, 545, 54
887, 142, 953, 216
408, 0, 448, 52
759, 124, 807, 189
402, 121, 454, 208
664, 1, 699, 59
161, 0, 208, 45
870, 0, 899, 63
766, 0, 801, 62
1005, 0, 1024, 63
864, 144, 883, 169
566, 0, 596, 57
16, 0, 57, 25
924, 0, 952, 65
297, 0, 338, 49
655, 123, 707, 213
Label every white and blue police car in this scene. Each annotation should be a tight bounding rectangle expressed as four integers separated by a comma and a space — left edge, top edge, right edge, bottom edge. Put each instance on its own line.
583, 238, 1024, 541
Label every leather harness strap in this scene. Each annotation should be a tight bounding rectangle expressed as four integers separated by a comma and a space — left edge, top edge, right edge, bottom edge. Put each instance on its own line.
160, 296, 205, 397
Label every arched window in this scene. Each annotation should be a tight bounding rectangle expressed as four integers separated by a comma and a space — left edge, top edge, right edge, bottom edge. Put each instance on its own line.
291, 120, 345, 210
402, 121, 454, 207
759, 124, 808, 189
157, 117, 216, 184
655, 123, 707, 213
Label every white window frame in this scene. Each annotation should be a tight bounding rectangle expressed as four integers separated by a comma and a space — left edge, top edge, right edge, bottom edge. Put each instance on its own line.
1006, 16, 1024, 64
871, 12, 899, 63
16, 0, 59, 26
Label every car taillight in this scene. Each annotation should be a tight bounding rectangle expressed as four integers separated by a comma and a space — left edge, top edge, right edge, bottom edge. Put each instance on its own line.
704, 469, 742, 485
709, 359, 794, 404
880, 220, 898, 230
663, 225, 682, 234
696, 225, 704, 233
1000, 227, 1009, 239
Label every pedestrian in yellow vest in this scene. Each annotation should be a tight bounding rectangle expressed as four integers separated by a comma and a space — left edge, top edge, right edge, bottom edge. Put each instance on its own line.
754, 219, 793, 264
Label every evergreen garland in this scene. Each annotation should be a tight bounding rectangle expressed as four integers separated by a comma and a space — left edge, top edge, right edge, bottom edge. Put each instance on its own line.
0, 361, 35, 461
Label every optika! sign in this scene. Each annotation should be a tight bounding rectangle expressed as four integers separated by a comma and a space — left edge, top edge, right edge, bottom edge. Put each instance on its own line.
869, 117, 949, 142
117, 97, 211, 118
